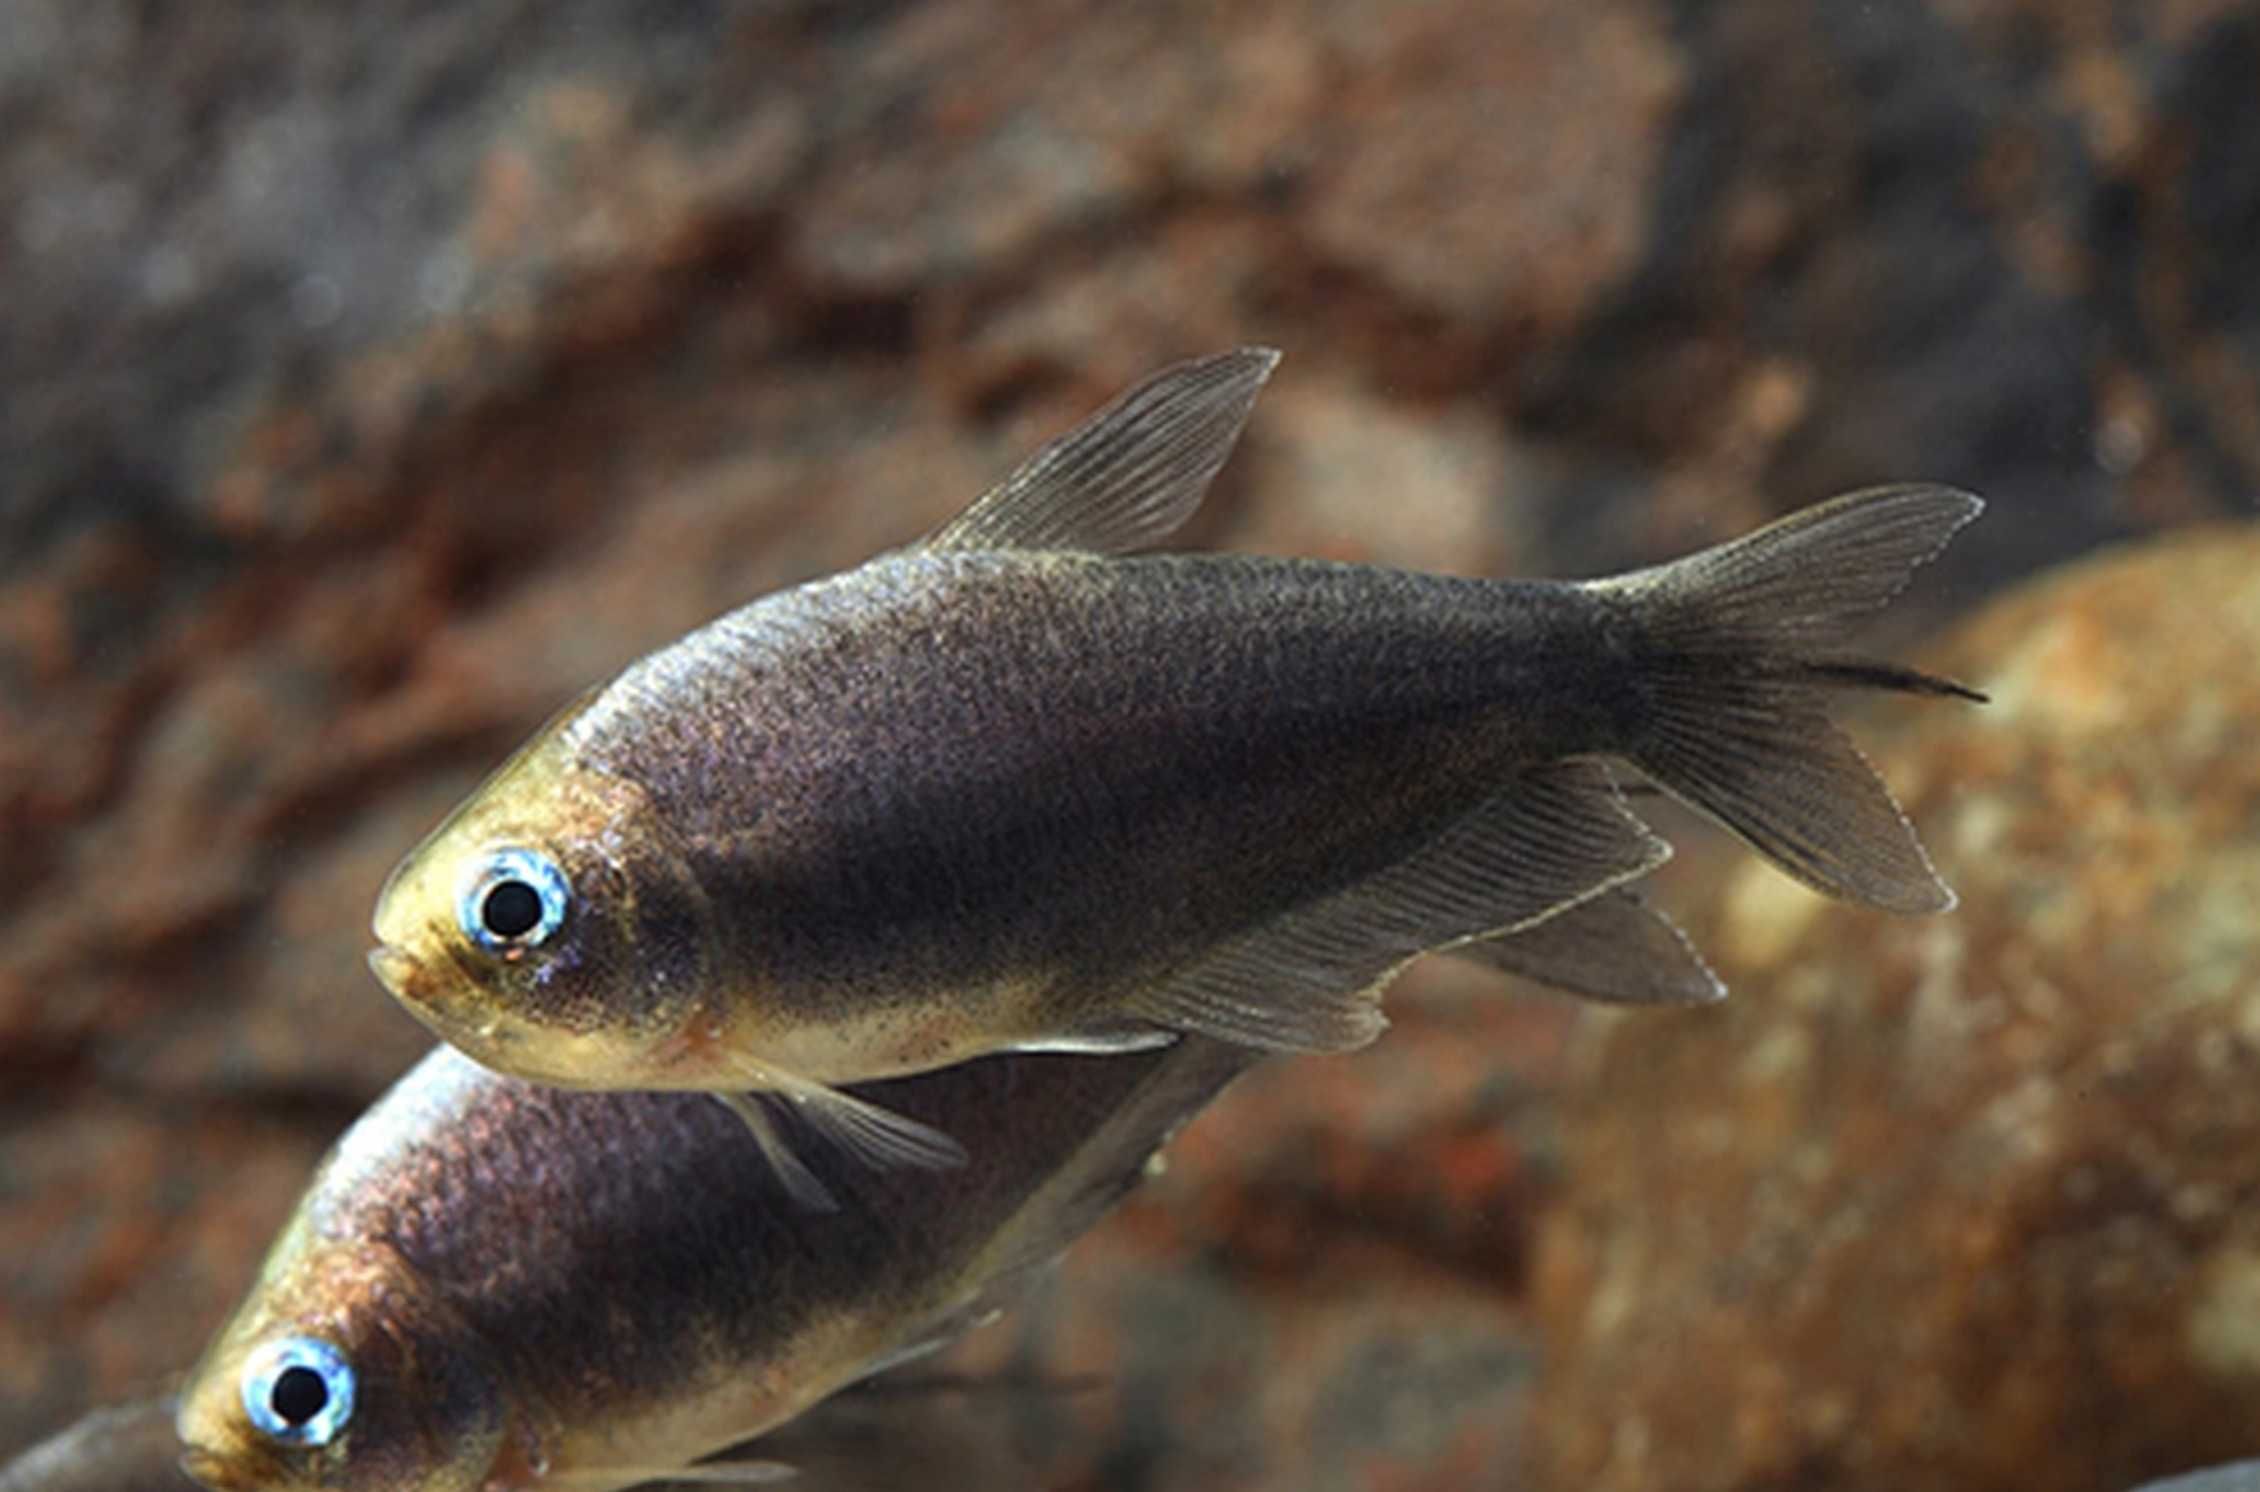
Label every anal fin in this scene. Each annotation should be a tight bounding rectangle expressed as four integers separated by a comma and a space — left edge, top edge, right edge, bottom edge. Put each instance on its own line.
1452, 886, 1726, 1005
1124, 760, 1672, 1053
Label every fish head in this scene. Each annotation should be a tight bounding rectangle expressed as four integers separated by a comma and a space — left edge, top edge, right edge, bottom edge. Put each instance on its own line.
368, 719, 719, 1090
177, 1238, 509, 1492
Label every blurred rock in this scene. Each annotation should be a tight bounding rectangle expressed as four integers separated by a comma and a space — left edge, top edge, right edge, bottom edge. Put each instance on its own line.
1302, 2, 1681, 332
1530, 526, 2260, 1492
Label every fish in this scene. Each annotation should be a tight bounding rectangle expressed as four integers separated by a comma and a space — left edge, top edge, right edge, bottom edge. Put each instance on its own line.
173, 1035, 1254, 1492
0, 1377, 1082, 1492
1, 1400, 194, 1492
367, 347, 1983, 1197
2131, 1466, 2260, 1492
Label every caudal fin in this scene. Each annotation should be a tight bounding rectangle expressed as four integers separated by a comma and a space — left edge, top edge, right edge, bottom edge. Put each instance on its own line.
1591, 484, 1984, 913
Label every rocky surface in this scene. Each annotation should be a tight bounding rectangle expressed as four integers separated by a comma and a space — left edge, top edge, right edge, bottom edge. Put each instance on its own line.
8, 0, 2260, 1484
1531, 527, 2260, 1492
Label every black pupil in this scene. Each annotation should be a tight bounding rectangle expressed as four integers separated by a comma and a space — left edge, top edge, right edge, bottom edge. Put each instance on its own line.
482, 879, 545, 939
270, 1365, 329, 1427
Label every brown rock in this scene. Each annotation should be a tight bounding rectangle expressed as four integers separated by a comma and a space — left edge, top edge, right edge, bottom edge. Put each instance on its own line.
1226, 380, 1525, 571
1530, 526, 2260, 1492
1303, 1, 1682, 332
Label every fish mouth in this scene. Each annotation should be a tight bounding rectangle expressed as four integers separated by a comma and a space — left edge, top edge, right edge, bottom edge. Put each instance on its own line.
366, 943, 421, 1001
368, 943, 527, 1060
178, 1444, 266, 1492
176, 1448, 224, 1492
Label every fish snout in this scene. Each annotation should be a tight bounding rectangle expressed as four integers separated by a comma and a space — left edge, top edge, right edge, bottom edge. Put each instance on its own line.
177, 1438, 284, 1492
176, 1446, 235, 1492
367, 941, 536, 1071
366, 943, 422, 1001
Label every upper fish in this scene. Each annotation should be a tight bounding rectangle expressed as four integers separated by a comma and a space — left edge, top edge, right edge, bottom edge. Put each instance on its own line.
173, 1036, 1253, 1492
367, 347, 1983, 1196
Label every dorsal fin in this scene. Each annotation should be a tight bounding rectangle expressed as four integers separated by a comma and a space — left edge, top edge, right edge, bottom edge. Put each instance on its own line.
922, 347, 1280, 555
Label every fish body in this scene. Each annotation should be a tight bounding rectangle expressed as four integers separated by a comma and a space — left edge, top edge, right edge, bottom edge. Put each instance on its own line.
175, 1037, 1253, 1492
1, 1400, 191, 1492
585, 551, 1614, 1052
2131, 1466, 2260, 1492
370, 348, 1982, 1184
387, 548, 1603, 1085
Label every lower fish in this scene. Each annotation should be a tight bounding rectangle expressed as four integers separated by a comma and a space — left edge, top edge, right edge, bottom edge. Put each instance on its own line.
367, 348, 1983, 1198
174, 1035, 1252, 1492
2132, 1467, 2260, 1492
2, 1400, 192, 1492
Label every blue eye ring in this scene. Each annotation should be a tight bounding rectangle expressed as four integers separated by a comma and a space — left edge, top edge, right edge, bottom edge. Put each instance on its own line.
241, 1335, 355, 1447
457, 847, 570, 955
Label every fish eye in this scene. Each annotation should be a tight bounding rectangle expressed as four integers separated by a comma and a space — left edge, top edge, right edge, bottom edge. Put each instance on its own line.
240, 1335, 355, 1447
457, 847, 570, 954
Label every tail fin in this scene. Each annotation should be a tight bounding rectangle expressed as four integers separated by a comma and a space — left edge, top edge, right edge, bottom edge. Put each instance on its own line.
1591, 484, 1984, 913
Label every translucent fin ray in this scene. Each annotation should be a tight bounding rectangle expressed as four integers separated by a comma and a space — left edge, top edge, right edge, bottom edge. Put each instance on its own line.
1634, 701, 1952, 913
922, 347, 1279, 555
764, 1067, 971, 1174
713, 1091, 840, 1213
1452, 886, 1725, 1005
1592, 484, 1982, 912
1125, 760, 1672, 1053
1597, 484, 1983, 639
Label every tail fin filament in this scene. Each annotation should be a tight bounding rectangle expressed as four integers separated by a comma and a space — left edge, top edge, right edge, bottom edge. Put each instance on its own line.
1592, 485, 1984, 913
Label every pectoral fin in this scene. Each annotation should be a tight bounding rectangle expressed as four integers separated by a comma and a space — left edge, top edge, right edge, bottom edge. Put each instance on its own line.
1124, 760, 1672, 1053
765, 1067, 972, 1174
713, 1092, 841, 1213
715, 1070, 968, 1212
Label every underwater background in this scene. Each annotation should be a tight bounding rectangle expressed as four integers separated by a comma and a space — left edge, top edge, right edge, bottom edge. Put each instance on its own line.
6, 1, 2260, 1487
